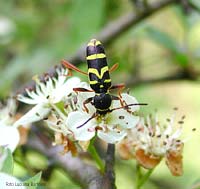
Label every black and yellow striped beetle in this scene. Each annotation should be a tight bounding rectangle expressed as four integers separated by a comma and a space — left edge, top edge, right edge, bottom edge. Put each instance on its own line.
62, 39, 146, 127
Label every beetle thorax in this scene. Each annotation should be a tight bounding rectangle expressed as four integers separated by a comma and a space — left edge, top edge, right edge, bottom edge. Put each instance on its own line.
94, 93, 112, 114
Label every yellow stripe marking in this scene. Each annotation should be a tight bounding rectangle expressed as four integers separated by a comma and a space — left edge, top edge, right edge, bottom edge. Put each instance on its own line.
87, 40, 101, 46
90, 79, 111, 85
86, 53, 106, 60
96, 108, 109, 111
88, 66, 109, 79
104, 79, 111, 83
89, 80, 98, 85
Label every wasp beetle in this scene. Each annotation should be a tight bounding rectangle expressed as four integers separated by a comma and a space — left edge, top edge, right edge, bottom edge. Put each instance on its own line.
62, 39, 147, 128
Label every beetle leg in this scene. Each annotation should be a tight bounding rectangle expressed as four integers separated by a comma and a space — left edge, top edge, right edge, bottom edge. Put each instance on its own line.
111, 93, 148, 113
73, 87, 94, 93
61, 59, 88, 75
109, 63, 119, 73
83, 97, 93, 113
109, 83, 125, 97
111, 95, 124, 107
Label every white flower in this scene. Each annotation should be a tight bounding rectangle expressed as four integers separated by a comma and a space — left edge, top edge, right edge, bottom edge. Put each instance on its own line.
0, 125, 19, 152
67, 93, 140, 143
118, 110, 186, 176
14, 68, 81, 127
0, 98, 20, 152
132, 111, 184, 157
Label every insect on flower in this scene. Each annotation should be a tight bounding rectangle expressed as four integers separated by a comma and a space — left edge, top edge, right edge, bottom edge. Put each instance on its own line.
62, 39, 147, 128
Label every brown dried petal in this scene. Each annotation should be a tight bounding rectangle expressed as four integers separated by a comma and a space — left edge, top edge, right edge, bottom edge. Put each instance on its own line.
135, 149, 161, 169
18, 126, 30, 145
165, 144, 183, 176
54, 132, 64, 145
117, 142, 135, 160
64, 139, 77, 156
54, 133, 77, 156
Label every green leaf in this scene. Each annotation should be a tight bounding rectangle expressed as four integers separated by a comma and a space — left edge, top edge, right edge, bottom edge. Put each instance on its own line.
88, 137, 104, 172
0, 148, 14, 174
24, 172, 42, 189
145, 26, 179, 52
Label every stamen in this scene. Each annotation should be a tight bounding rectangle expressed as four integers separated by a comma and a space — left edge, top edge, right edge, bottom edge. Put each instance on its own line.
163, 141, 167, 145
32, 75, 41, 85
173, 107, 178, 111
119, 115, 125, 119
166, 118, 171, 122
181, 115, 186, 120
137, 128, 143, 132
56, 120, 61, 125
9, 112, 13, 117
36, 112, 40, 117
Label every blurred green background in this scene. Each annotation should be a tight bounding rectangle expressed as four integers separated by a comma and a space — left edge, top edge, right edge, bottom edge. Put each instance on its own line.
1, 0, 200, 188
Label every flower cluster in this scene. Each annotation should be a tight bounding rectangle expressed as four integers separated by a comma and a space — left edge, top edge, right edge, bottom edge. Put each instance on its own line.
14, 65, 192, 176
14, 68, 81, 127
15, 66, 141, 152
117, 109, 188, 176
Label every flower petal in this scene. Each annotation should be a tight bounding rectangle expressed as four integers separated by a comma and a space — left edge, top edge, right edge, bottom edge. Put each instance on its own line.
135, 149, 161, 169
53, 77, 81, 103
0, 125, 19, 152
13, 103, 50, 127
165, 145, 183, 176
98, 129, 127, 143
66, 111, 96, 141
108, 109, 139, 129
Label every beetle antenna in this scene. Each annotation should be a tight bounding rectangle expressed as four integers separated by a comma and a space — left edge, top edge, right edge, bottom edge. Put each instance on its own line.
76, 113, 97, 129
110, 103, 148, 112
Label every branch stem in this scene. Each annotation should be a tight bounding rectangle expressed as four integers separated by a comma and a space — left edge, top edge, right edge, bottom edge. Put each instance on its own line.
135, 163, 154, 189
103, 143, 116, 189
138, 168, 154, 188
135, 163, 142, 189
